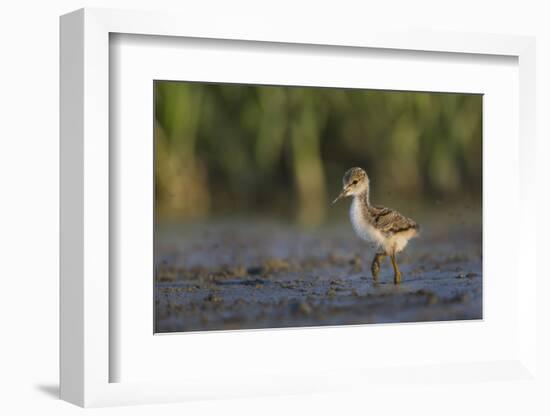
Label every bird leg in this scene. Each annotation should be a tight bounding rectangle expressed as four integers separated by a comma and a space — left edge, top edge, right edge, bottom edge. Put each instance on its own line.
371, 252, 386, 281
390, 251, 402, 284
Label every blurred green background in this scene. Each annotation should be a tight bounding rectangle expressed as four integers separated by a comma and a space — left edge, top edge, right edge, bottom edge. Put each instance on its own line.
154, 81, 482, 226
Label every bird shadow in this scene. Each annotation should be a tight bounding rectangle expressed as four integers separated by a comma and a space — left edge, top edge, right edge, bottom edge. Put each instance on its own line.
35, 383, 59, 399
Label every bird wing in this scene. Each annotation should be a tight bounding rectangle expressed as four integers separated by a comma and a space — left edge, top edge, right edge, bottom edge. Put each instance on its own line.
371, 206, 419, 236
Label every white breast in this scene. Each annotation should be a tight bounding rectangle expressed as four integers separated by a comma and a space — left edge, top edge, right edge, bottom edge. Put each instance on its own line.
349, 198, 386, 247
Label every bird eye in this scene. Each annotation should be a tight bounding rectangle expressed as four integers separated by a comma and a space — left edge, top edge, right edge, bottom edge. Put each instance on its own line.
352, 180, 358, 185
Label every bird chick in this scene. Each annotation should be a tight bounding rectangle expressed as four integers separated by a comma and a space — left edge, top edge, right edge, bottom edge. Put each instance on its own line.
333, 167, 419, 284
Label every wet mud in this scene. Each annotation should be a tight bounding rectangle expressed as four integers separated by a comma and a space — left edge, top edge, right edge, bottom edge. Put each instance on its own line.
155, 218, 482, 333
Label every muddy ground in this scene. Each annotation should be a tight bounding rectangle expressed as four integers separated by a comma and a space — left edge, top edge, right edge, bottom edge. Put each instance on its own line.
155, 215, 482, 333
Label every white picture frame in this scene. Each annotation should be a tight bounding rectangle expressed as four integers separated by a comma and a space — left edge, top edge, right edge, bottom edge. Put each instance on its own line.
60, 7, 538, 407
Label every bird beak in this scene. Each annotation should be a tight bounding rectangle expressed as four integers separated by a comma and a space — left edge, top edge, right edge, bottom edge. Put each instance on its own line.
332, 189, 348, 204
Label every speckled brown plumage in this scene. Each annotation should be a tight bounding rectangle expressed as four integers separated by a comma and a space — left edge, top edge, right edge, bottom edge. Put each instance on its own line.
366, 202, 419, 236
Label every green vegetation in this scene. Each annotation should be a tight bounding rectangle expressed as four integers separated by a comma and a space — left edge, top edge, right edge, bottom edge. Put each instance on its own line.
155, 81, 482, 225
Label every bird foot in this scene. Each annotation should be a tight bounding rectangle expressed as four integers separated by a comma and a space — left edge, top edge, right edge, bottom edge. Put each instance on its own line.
393, 272, 402, 284
371, 263, 380, 281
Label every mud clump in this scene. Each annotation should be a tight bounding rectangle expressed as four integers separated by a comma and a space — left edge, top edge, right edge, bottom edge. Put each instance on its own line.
290, 301, 312, 316
263, 257, 291, 273
449, 293, 470, 303
205, 293, 223, 303
222, 265, 247, 278
156, 266, 178, 282
326, 288, 337, 297
247, 266, 264, 275
415, 289, 438, 305
455, 272, 478, 279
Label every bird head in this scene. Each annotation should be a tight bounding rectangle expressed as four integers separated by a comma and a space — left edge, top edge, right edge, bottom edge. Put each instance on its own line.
332, 167, 369, 204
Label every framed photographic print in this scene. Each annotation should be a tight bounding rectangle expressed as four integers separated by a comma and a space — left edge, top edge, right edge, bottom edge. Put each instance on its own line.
60, 7, 538, 408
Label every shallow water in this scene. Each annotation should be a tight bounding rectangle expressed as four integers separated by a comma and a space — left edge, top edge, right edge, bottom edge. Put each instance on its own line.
154, 217, 482, 333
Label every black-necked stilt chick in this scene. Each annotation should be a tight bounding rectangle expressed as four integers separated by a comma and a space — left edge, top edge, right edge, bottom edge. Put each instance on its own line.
333, 167, 419, 284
